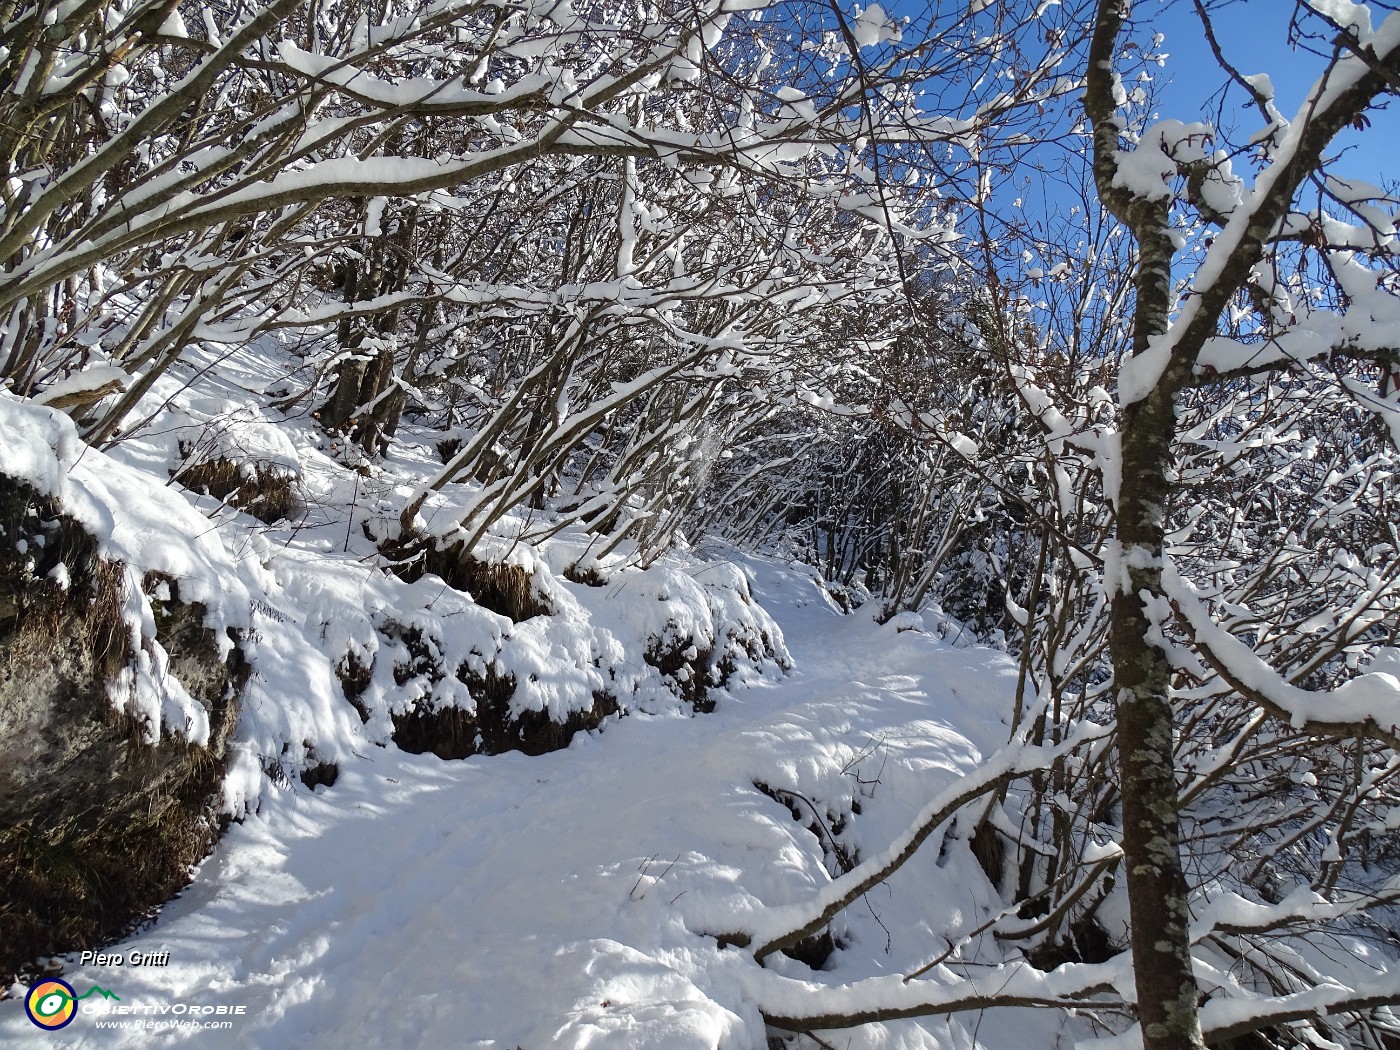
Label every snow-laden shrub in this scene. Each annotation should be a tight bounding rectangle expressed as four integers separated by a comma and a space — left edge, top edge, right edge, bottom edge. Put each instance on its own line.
331, 545, 789, 757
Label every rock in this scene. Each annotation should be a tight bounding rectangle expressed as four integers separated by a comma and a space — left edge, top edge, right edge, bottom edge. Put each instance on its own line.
0, 475, 246, 984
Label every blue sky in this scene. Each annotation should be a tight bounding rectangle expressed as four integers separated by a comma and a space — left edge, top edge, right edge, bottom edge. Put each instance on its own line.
1143, 1, 1397, 188
941, 0, 1400, 276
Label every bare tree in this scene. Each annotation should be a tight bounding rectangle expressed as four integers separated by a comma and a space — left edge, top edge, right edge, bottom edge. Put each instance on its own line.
1083, 3, 1400, 1047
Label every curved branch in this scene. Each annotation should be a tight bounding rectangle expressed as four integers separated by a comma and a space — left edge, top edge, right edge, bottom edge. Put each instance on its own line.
721, 720, 1112, 964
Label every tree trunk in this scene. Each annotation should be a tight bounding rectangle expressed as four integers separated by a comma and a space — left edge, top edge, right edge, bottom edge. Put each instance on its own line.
1110, 220, 1204, 1050
320, 249, 369, 433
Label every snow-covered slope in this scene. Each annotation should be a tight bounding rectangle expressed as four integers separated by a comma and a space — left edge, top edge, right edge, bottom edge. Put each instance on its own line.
0, 559, 1032, 1049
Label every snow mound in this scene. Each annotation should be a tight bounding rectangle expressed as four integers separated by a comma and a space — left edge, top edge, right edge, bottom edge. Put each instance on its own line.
0, 392, 257, 744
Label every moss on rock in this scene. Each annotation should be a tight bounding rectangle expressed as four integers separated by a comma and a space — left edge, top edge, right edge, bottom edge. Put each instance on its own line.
0, 477, 246, 984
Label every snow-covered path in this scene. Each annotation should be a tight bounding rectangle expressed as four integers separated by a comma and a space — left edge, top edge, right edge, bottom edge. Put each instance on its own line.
2, 563, 1024, 1049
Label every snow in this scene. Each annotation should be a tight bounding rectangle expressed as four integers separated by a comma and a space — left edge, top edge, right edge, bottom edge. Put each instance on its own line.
3, 6, 1400, 1037
851, 4, 902, 49
2, 331, 1396, 1050
1114, 12, 1400, 405
0, 392, 259, 743
1307, 0, 1373, 37
1163, 559, 1400, 734
157, 9, 188, 38
10, 342, 1136, 1049
1110, 119, 1212, 202
0, 558, 1048, 1049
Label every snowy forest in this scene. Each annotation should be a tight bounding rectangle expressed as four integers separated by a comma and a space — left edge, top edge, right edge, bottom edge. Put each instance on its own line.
1, 0, 1399, 1047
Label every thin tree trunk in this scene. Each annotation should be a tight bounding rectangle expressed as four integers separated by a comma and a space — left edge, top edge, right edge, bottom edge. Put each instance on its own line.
1110, 219, 1204, 1050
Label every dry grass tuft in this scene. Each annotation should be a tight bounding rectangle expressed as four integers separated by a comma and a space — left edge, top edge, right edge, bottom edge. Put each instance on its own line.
175, 452, 300, 525
385, 538, 552, 622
